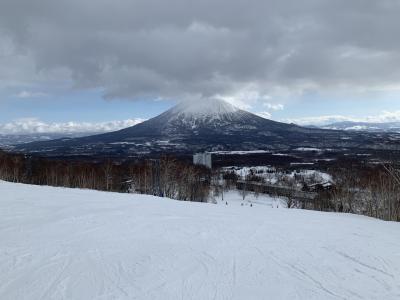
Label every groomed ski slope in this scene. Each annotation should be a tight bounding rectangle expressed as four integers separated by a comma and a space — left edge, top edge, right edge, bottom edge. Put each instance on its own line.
1, 181, 400, 300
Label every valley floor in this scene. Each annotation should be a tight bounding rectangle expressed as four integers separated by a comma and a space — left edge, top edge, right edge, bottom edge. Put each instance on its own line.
1, 181, 399, 299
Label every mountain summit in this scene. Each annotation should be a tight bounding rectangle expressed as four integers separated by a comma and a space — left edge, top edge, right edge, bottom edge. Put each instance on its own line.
137, 98, 288, 136
168, 98, 239, 119
15, 99, 400, 156
143, 99, 245, 134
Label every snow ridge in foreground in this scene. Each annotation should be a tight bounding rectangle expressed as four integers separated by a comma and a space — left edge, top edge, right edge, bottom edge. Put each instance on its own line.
0, 181, 399, 300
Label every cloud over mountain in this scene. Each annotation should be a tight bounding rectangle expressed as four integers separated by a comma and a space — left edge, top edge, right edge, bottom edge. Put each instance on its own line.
1, 0, 400, 104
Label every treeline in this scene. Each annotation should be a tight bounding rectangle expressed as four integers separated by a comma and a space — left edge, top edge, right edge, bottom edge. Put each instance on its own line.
282, 162, 400, 222
328, 163, 400, 222
0, 150, 210, 202
218, 161, 400, 222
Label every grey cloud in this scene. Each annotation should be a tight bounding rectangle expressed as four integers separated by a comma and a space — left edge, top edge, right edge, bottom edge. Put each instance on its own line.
0, 0, 399, 101
14, 91, 47, 98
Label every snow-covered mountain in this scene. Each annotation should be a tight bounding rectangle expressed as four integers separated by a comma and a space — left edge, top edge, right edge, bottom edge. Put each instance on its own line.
14, 99, 400, 156
131, 98, 309, 136
321, 121, 400, 132
0, 132, 98, 148
163, 98, 240, 126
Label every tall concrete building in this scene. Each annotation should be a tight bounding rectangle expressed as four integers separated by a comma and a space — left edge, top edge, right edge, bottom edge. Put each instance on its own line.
193, 152, 212, 169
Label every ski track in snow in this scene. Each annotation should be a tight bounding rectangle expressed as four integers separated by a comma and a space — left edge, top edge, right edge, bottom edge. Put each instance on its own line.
1, 181, 400, 299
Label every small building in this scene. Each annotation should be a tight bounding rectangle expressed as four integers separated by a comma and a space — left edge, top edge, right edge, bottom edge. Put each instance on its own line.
193, 152, 212, 169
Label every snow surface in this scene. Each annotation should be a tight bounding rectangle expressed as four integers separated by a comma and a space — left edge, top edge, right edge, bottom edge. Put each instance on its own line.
161, 99, 247, 129
209, 150, 272, 155
212, 189, 287, 208
295, 147, 323, 152
170, 99, 239, 118
1, 180, 400, 300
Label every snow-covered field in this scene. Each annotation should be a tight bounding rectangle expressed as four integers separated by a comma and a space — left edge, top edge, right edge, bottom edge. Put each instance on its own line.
222, 166, 332, 185
212, 190, 287, 208
1, 181, 400, 300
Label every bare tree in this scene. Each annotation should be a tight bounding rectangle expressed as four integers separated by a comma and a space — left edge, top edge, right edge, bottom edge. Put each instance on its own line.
103, 160, 113, 191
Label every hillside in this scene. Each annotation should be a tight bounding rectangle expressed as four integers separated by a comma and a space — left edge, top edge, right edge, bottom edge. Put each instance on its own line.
14, 99, 400, 157
1, 181, 399, 299
322, 121, 400, 132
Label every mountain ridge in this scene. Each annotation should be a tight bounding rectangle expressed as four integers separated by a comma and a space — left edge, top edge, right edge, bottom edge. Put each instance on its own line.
321, 121, 400, 132
13, 99, 400, 156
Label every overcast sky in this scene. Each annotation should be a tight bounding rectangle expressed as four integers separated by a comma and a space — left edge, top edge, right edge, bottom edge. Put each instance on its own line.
1, 0, 400, 133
